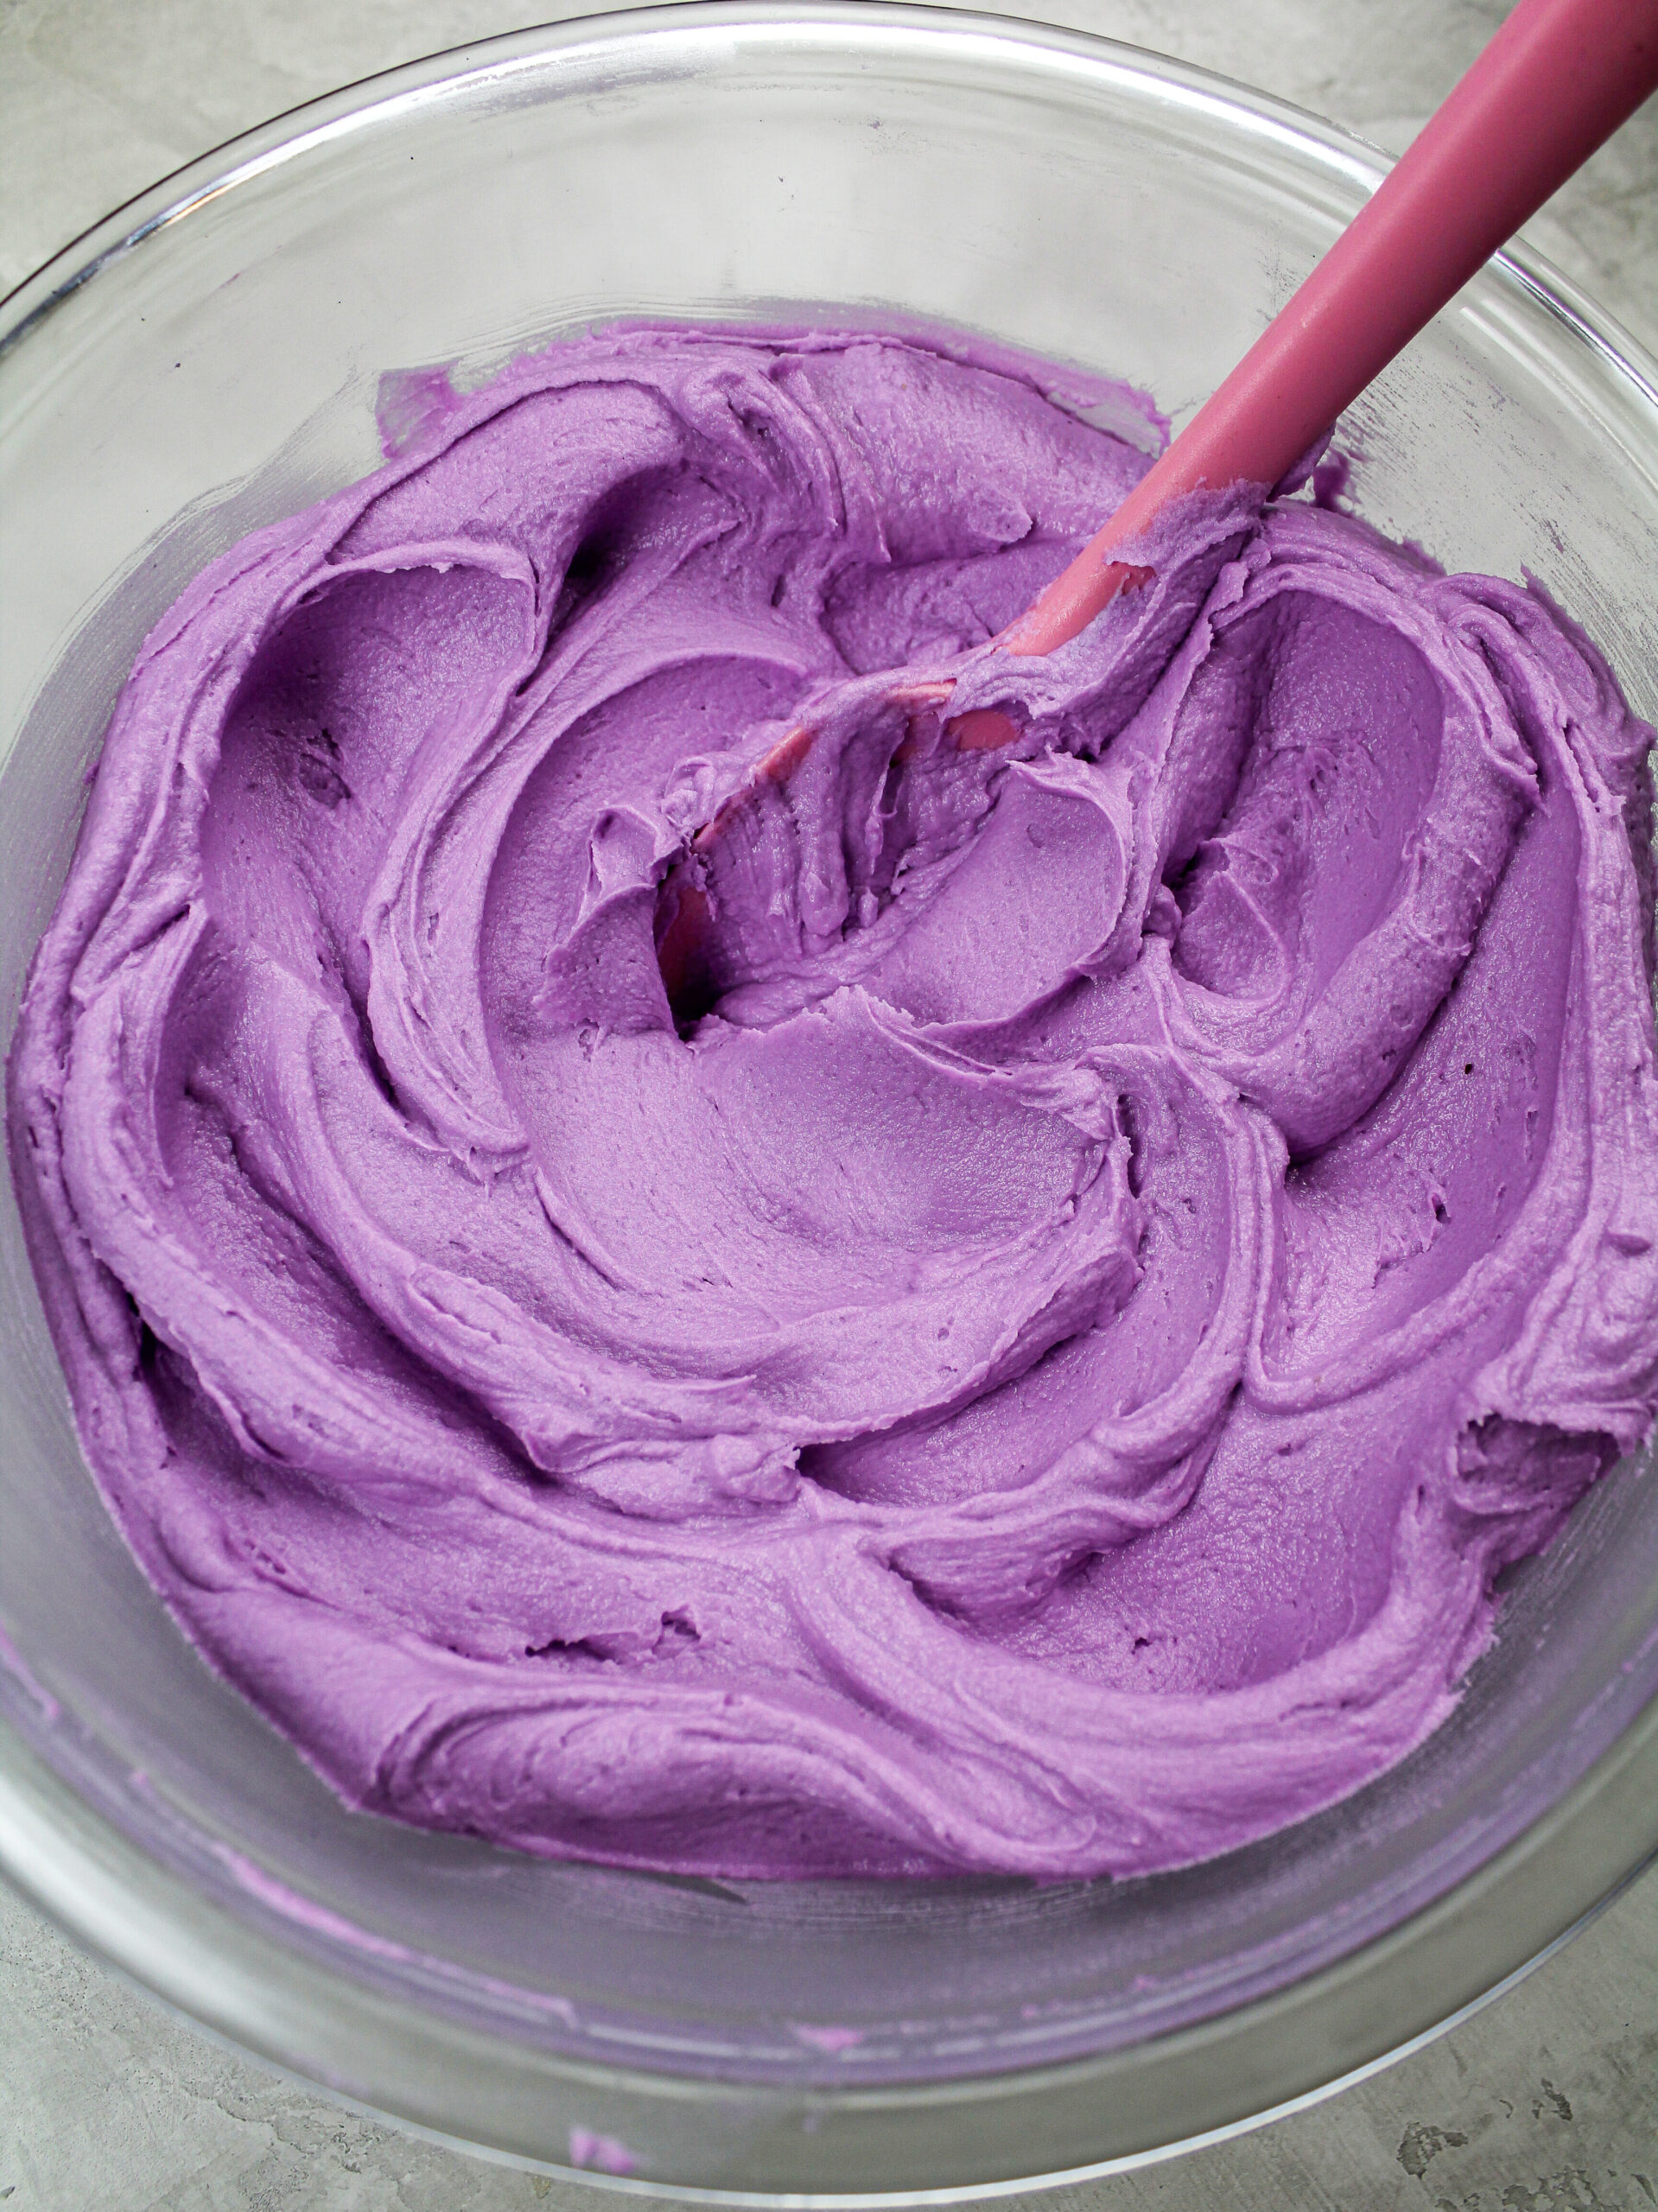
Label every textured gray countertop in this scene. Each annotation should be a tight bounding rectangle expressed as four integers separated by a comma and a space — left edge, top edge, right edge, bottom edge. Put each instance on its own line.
3, 3, 1656, 2207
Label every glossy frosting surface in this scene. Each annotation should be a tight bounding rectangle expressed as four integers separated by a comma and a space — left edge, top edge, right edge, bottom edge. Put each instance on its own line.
11, 327, 1658, 1876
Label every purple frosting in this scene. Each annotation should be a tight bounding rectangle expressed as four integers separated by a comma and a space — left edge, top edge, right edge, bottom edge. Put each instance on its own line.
10, 327, 1658, 1878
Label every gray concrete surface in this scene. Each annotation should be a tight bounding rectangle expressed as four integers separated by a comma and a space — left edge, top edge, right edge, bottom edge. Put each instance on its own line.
2, 1, 1656, 2205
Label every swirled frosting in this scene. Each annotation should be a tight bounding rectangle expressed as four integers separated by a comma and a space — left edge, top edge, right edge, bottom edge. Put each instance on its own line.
10, 327, 1658, 1877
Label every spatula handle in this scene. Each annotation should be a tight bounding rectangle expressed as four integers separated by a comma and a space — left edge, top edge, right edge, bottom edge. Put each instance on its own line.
1004, 0, 1658, 655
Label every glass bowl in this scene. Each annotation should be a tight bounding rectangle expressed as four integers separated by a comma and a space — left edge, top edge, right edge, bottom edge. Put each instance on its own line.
2, 4, 1655, 2198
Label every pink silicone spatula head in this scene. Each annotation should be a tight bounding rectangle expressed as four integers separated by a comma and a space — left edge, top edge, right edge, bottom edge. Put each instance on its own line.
657, 0, 1658, 1011
1002, 0, 1658, 657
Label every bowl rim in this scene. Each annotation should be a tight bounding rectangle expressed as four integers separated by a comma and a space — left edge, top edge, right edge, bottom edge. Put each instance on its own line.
2, 3, 1656, 2199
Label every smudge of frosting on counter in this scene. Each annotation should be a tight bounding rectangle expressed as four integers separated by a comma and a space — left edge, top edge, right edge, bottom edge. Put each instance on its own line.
10, 327, 1658, 1878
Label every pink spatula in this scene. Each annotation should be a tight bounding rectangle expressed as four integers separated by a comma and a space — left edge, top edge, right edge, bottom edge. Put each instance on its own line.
1001, 0, 1658, 661
658, 0, 1658, 1006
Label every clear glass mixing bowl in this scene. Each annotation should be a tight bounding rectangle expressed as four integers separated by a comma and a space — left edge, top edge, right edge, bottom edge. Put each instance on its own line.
2, 5, 1656, 2198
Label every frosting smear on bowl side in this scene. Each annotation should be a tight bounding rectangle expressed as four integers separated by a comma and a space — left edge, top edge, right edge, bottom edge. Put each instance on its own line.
10, 327, 1658, 1877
